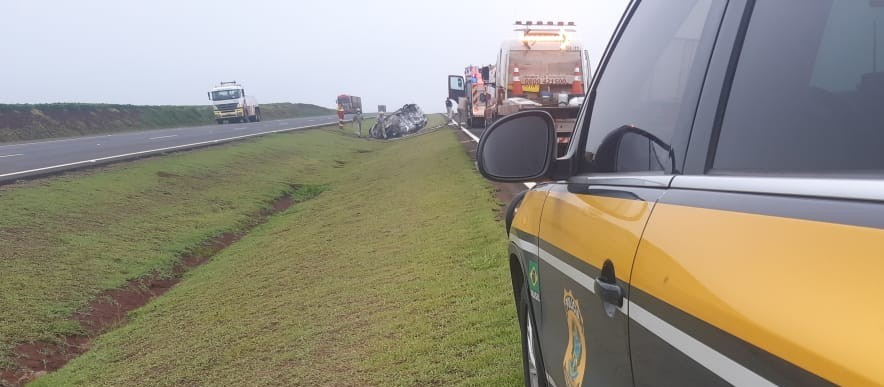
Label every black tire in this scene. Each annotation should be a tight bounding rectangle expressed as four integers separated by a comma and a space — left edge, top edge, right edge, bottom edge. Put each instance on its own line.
216, 119, 223, 125
254, 108, 261, 122
505, 190, 529, 235
518, 277, 547, 387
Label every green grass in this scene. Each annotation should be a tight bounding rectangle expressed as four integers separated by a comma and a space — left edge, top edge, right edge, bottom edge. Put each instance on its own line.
1, 115, 521, 385
258, 102, 337, 121
0, 103, 335, 143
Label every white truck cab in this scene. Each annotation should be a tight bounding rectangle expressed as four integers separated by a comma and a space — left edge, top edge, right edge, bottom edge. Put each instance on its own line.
208, 81, 260, 124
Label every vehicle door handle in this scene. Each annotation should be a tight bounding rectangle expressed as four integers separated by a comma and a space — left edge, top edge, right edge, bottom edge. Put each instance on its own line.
594, 278, 624, 308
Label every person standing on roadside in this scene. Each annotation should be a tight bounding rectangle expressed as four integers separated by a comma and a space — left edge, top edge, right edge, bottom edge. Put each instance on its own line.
445, 98, 454, 123
352, 108, 364, 137
337, 104, 345, 129
456, 98, 466, 125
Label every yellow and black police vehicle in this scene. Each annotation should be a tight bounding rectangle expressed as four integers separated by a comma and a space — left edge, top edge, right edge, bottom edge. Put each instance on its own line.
477, 0, 884, 386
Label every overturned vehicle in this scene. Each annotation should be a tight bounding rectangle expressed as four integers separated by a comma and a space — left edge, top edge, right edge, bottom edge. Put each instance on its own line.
369, 104, 427, 139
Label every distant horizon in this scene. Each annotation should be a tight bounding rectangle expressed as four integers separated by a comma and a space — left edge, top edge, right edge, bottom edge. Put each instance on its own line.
0, 101, 442, 114
0, 100, 339, 110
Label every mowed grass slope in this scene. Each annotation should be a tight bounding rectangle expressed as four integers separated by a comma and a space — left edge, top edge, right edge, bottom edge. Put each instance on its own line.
0, 124, 377, 371
4, 118, 521, 385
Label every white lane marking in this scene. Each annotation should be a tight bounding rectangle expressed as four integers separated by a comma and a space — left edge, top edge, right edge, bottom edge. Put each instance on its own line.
458, 121, 534, 189
457, 122, 480, 142
0, 153, 23, 158
0, 136, 88, 150
232, 127, 247, 131
511, 235, 777, 387
0, 122, 334, 179
148, 135, 178, 140
0, 129, 173, 150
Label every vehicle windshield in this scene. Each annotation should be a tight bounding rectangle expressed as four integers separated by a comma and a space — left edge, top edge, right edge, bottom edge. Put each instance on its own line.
211, 89, 242, 101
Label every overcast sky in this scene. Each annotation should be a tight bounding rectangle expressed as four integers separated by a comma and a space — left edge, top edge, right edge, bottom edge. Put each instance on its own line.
2, 0, 629, 112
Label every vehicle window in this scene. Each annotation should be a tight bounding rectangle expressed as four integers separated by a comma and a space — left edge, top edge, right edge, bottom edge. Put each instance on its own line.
713, 0, 884, 175
211, 90, 241, 101
449, 76, 464, 91
583, 0, 726, 173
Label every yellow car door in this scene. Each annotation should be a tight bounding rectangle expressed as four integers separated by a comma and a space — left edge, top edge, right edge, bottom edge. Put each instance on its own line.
528, 1, 729, 386
628, 0, 884, 385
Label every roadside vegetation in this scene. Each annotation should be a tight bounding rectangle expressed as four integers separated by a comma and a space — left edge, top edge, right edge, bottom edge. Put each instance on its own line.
0, 102, 334, 143
1, 116, 521, 386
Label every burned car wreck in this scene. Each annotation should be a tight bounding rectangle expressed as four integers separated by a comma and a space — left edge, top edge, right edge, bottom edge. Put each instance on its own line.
369, 104, 427, 139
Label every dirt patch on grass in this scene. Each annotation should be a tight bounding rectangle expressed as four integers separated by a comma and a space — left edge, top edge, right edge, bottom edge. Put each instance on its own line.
156, 171, 180, 178
0, 190, 307, 387
268, 196, 293, 214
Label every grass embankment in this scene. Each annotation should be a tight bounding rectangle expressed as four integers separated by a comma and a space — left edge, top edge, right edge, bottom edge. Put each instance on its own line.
257, 102, 335, 121
1, 116, 521, 385
0, 103, 334, 143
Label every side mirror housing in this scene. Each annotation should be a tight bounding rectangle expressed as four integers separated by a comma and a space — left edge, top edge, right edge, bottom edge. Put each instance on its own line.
477, 110, 556, 182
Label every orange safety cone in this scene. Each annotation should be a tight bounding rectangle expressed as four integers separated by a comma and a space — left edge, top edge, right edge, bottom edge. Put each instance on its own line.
512, 67, 523, 96
571, 66, 584, 95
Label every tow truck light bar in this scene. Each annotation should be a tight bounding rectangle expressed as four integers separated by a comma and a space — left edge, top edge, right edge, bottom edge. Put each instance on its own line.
515, 21, 575, 27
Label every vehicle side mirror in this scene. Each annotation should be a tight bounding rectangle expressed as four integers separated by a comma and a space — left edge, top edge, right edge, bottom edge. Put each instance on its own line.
242, 89, 245, 96
207, 92, 212, 101
477, 110, 556, 182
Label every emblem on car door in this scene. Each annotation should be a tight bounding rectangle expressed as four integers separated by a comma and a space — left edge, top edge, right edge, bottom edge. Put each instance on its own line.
528, 260, 541, 301
563, 290, 586, 387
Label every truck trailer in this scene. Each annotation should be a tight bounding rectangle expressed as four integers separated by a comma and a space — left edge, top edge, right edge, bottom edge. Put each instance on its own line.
336, 94, 362, 114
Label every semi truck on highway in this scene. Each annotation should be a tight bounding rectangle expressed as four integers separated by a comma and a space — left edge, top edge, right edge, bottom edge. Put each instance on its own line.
208, 81, 261, 124
336, 94, 362, 114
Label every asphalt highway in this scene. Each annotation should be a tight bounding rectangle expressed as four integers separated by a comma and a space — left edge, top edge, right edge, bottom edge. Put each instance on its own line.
0, 114, 362, 183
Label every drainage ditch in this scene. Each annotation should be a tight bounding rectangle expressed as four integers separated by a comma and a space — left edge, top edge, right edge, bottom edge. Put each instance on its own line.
1, 184, 322, 386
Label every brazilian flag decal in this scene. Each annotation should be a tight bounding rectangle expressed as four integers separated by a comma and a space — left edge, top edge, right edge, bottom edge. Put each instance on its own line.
528, 260, 540, 301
